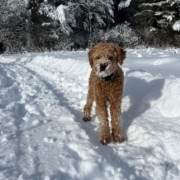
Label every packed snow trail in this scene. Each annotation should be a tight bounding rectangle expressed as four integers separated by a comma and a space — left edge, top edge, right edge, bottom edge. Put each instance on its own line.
0, 49, 180, 180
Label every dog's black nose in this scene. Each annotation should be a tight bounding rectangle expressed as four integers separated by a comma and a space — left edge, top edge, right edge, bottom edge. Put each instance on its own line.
100, 63, 107, 72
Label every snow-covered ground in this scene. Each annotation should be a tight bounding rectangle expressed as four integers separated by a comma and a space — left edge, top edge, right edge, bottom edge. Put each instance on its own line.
0, 48, 180, 180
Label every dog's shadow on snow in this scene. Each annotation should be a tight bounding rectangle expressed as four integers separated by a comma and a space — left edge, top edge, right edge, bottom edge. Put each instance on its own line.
122, 69, 165, 139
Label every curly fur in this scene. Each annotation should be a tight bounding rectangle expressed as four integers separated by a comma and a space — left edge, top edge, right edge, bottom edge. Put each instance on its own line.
83, 42, 126, 145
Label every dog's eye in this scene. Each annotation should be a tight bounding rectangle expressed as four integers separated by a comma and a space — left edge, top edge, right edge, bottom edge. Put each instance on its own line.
96, 56, 100, 59
108, 56, 113, 60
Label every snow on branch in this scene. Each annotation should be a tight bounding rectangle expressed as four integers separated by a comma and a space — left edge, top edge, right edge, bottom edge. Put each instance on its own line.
173, 20, 180, 31
56, 5, 76, 35
118, 0, 131, 10
167, 0, 180, 6
141, 1, 167, 7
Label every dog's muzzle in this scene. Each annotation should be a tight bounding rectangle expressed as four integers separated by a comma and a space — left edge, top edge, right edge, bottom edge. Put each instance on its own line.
100, 73, 115, 81
96, 60, 115, 81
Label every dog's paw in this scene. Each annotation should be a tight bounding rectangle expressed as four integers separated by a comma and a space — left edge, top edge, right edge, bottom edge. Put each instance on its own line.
82, 116, 91, 122
100, 136, 111, 145
113, 135, 125, 143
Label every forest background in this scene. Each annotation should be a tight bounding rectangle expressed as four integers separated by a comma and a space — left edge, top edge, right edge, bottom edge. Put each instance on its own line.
0, 0, 180, 53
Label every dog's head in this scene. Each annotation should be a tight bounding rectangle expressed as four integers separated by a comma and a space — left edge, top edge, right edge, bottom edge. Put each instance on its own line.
88, 42, 126, 81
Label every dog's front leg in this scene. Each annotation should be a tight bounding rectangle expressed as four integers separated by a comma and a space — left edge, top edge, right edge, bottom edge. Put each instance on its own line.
83, 72, 94, 122
83, 91, 94, 122
110, 103, 125, 143
96, 100, 111, 145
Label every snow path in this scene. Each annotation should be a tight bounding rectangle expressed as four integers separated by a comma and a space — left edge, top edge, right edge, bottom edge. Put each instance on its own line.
0, 49, 180, 180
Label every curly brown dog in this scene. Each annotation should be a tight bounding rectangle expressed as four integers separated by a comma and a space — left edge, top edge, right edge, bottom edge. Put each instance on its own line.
83, 42, 126, 145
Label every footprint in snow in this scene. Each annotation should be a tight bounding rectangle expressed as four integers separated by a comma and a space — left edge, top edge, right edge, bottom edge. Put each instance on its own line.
32, 119, 41, 126
155, 60, 161, 65
44, 137, 57, 143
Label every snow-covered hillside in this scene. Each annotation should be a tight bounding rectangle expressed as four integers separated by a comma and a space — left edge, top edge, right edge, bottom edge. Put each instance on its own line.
0, 48, 180, 180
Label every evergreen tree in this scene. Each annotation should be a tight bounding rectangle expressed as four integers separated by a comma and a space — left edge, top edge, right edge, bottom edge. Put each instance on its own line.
1, 0, 180, 52
71, 0, 114, 47
126, 0, 180, 47
0, 0, 27, 52
37, 0, 114, 47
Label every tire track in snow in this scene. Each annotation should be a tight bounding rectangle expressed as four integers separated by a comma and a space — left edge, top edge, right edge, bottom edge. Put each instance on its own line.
0, 64, 35, 179
0, 64, 75, 179
23, 65, 100, 145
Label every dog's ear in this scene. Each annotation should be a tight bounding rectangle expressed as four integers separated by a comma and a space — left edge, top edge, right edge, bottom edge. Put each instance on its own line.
115, 46, 126, 65
88, 48, 94, 68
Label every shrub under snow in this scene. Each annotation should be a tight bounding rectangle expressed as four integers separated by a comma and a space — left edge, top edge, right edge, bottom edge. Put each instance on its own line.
104, 22, 139, 47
